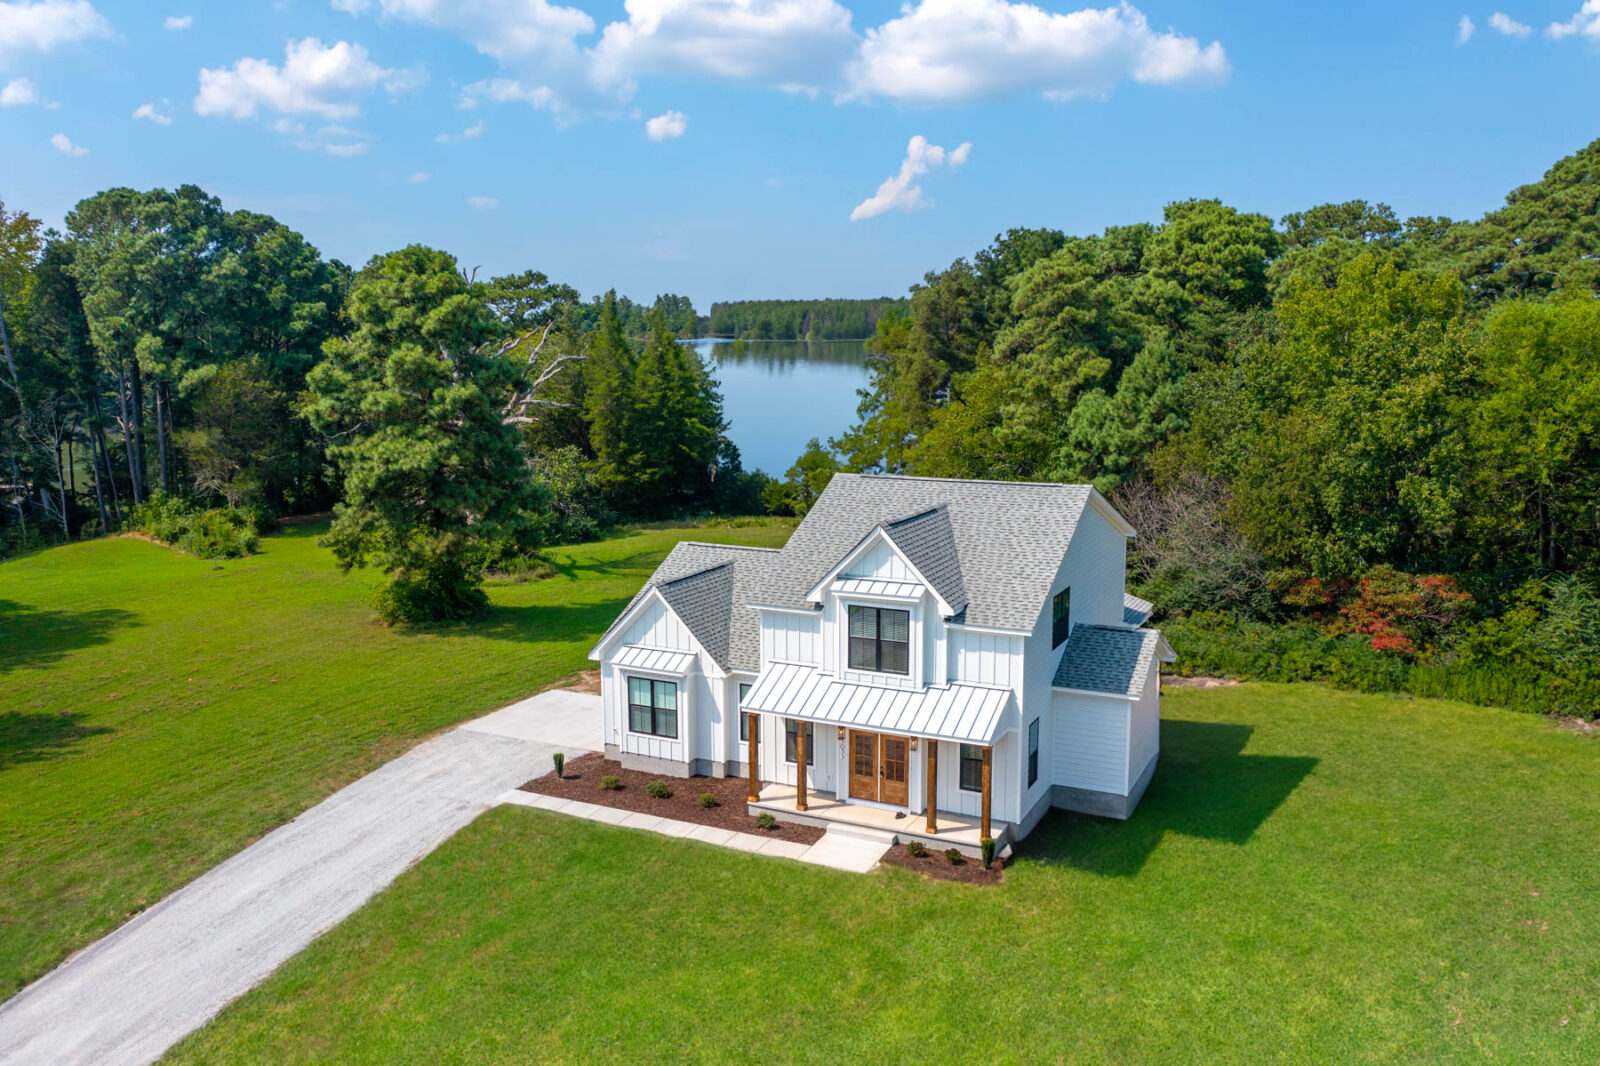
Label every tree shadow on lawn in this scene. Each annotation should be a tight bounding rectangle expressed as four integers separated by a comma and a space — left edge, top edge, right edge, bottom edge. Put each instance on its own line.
1020, 719, 1318, 877
395, 596, 637, 645
0, 710, 113, 771
0, 599, 139, 674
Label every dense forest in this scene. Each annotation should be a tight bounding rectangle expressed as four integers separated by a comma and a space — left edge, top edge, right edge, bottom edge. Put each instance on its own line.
707, 298, 908, 339
4, 137, 1599, 716
761, 137, 1600, 716
0, 186, 760, 619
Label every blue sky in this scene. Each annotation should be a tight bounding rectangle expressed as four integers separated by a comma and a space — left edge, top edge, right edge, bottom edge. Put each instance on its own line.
1, 0, 1596, 310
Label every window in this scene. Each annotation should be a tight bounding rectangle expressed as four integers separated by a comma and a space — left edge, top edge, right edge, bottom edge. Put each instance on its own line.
627, 677, 678, 739
784, 719, 815, 765
847, 605, 910, 675
1052, 587, 1072, 648
738, 683, 751, 741
1027, 718, 1040, 787
959, 744, 984, 792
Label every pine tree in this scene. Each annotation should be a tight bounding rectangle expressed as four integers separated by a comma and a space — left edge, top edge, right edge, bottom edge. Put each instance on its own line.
582, 290, 635, 489
628, 310, 721, 515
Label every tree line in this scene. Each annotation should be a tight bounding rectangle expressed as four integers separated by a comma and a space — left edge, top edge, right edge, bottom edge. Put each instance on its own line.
0, 185, 759, 619
771, 138, 1600, 715
707, 298, 908, 340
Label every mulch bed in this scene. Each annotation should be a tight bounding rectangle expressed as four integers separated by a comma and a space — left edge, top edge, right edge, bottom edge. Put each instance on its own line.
520, 753, 826, 844
880, 843, 1007, 885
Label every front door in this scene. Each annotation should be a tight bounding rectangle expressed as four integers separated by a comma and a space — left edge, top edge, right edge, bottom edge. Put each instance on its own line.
849, 730, 879, 801
880, 736, 909, 805
847, 730, 911, 805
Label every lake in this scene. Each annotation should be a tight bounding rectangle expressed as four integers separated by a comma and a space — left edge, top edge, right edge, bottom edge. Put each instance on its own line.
692, 339, 873, 475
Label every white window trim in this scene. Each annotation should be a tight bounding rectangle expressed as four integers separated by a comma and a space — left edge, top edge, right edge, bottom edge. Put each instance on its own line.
839, 597, 920, 685
624, 672, 685, 741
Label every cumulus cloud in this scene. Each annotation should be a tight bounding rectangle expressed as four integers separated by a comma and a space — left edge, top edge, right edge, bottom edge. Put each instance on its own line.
1547, 0, 1600, 38
1455, 15, 1474, 43
590, 0, 857, 93
644, 108, 686, 139
1488, 11, 1532, 37
195, 37, 422, 121
164, 13, 190, 29
850, 134, 970, 221
0, 0, 111, 62
847, 0, 1226, 103
132, 101, 172, 123
51, 131, 86, 155
467, 195, 499, 209
0, 77, 39, 104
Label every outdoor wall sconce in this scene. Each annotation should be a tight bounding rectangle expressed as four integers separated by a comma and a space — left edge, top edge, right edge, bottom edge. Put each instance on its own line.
836, 726, 846, 739
910, 738, 918, 751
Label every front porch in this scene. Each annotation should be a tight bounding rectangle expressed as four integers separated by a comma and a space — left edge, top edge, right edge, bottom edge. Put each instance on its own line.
750, 782, 1014, 857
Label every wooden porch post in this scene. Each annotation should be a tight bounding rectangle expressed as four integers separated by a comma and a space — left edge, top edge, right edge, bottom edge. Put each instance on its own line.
747, 712, 760, 803
980, 745, 992, 841
925, 740, 938, 834
795, 720, 808, 812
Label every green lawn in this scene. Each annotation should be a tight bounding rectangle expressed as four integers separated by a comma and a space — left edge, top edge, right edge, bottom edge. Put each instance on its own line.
164, 684, 1600, 1065
0, 519, 794, 999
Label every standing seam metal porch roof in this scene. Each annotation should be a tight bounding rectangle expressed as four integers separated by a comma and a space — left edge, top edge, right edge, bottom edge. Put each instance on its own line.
742, 661, 1017, 745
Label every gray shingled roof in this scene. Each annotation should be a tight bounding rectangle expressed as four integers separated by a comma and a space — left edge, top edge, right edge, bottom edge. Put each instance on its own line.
882, 505, 968, 615
590, 541, 778, 672
1123, 591, 1154, 627
757, 474, 1096, 632
1053, 624, 1163, 699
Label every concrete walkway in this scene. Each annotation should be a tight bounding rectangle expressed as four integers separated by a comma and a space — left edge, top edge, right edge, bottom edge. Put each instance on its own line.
0, 691, 602, 1066
499, 789, 891, 873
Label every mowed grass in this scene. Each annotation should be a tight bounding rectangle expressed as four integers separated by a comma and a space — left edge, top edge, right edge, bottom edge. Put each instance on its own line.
0, 519, 793, 999
166, 684, 1600, 1065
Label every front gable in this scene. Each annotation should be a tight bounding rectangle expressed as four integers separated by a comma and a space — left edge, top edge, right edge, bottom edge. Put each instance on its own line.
804, 527, 954, 617
588, 588, 725, 678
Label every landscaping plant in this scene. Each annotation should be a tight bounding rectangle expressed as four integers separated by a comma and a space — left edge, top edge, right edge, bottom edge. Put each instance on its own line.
754, 812, 777, 831
944, 848, 963, 865
697, 792, 718, 809
600, 775, 622, 791
551, 752, 564, 779
645, 781, 671, 799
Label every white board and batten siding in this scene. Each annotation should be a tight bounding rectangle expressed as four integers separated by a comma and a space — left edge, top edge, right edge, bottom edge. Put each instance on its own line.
760, 609, 821, 666
841, 534, 919, 584
602, 594, 712, 768
946, 628, 1023, 688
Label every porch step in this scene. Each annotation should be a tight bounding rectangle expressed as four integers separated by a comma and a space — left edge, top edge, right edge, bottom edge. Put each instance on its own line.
822, 823, 899, 846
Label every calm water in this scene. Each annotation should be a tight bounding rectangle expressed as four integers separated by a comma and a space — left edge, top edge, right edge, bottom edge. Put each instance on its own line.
692, 339, 872, 475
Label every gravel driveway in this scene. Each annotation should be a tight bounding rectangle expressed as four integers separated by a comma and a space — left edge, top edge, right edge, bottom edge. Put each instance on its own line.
0, 690, 600, 1066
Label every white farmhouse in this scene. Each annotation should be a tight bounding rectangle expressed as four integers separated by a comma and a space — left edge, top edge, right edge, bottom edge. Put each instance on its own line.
588, 474, 1174, 854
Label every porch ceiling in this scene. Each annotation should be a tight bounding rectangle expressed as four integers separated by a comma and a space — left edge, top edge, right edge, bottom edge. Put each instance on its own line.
742, 662, 1017, 746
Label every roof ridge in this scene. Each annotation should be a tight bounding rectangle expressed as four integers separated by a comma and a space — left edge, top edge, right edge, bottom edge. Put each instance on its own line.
670, 540, 782, 552
850, 473, 1093, 490
656, 561, 733, 587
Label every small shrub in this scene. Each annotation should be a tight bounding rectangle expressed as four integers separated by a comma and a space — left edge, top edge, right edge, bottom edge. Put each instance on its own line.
697, 792, 719, 809
646, 780, 671, 799
905, 840, 927, 858
600, 775, 622, 791
754, 812, 777, 831
551, 752, 564, 779
980, 837, 995, 869
944, 848, 963, 866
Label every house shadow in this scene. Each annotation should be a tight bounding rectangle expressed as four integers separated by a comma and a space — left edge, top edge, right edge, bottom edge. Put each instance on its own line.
0, 599, 139, 674
1018, 719, 1318, 877
0, 711, 112, 771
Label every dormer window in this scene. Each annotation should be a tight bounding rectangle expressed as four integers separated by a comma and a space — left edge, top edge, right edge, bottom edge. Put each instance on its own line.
1052, 588, 1071, 648
847, 605, 910, 675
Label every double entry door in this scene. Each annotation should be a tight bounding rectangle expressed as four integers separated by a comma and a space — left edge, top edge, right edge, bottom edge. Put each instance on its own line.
848, 730, 908, 806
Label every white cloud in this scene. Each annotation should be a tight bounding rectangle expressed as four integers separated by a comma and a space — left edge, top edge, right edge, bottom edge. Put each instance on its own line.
0, 76, 39, 104
1488, 11, 1532, 37
1455, 15, 1474, 43
334, 0, 593, 66
644, 108, 687, 139
50, 131, 86, 155
467, 195, 499, 209
0, 0, 111, 63
164, 13, 190, 29
195, 37, 423, 121
850, 134, 970, 221
132, 101, 172, 123
407, 170, 432, 182
459, 77, 563, 113
590, 0, 857, 93
1548, 0, 1600, 38
435, 118, 486, 142
847, 0, 1227, 103
322, 141, 368, 156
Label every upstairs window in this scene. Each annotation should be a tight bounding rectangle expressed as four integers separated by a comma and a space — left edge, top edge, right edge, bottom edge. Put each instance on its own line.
848, 605, 910, 675
1052, 588, 1072, 648
627, 677, 678, 739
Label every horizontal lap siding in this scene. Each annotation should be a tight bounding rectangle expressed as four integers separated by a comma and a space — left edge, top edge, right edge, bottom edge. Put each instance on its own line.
760, 611, 820, 666
1127, 658, 1160, 784
1052, 691, 1130, 795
